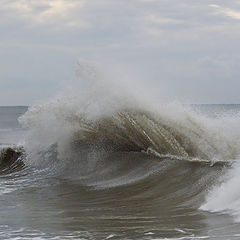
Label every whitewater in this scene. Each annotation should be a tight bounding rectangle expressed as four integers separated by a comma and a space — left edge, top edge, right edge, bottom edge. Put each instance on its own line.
1, 62, 240, 239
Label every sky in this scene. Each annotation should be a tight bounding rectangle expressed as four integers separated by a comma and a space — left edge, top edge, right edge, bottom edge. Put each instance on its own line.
0, 0, 240, 105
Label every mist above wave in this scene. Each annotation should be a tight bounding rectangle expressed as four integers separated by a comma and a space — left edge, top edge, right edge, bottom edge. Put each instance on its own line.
2, 61, 240, 221
18, 61, 240, 167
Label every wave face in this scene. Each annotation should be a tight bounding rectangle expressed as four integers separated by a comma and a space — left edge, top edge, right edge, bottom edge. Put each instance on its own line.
2, 63, 240, 239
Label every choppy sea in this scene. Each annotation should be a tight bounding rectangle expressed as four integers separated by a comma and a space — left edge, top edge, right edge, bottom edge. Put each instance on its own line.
1, 103, 240, 240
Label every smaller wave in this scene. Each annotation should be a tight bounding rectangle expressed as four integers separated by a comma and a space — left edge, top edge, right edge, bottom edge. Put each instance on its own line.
0, 146, 25, 174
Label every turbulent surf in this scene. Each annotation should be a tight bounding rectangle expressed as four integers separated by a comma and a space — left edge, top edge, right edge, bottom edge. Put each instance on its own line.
1, 63, 240, 239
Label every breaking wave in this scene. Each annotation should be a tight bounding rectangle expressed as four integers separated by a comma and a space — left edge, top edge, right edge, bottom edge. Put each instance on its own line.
3, 61, 240, 224
19, 99, 240, 167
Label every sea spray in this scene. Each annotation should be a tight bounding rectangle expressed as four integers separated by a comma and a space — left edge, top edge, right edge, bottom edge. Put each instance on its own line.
18, 61, 240, 170
200, 160, 240, 222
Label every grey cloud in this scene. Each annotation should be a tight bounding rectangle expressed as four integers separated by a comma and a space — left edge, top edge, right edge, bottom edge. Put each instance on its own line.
0, 0, 240, 104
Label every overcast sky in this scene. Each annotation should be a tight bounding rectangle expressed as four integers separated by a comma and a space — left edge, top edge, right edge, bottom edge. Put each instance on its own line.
1, 0, 240, 105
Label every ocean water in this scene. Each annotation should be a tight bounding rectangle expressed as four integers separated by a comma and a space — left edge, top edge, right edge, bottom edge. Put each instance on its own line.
1, 63, 240, 240
1, 102, 240, 240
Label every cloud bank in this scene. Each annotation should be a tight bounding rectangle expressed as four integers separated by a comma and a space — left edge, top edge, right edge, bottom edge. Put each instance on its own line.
0, 0, 240, 105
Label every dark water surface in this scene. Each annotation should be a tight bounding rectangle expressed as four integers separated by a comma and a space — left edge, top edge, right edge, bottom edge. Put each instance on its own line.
1, 105, 240, 239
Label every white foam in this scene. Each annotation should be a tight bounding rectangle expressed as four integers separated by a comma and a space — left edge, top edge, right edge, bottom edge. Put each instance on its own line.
200, 160, 240, 222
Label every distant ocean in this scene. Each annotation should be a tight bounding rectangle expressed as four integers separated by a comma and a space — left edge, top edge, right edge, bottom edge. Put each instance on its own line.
1, 104, 240, 239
